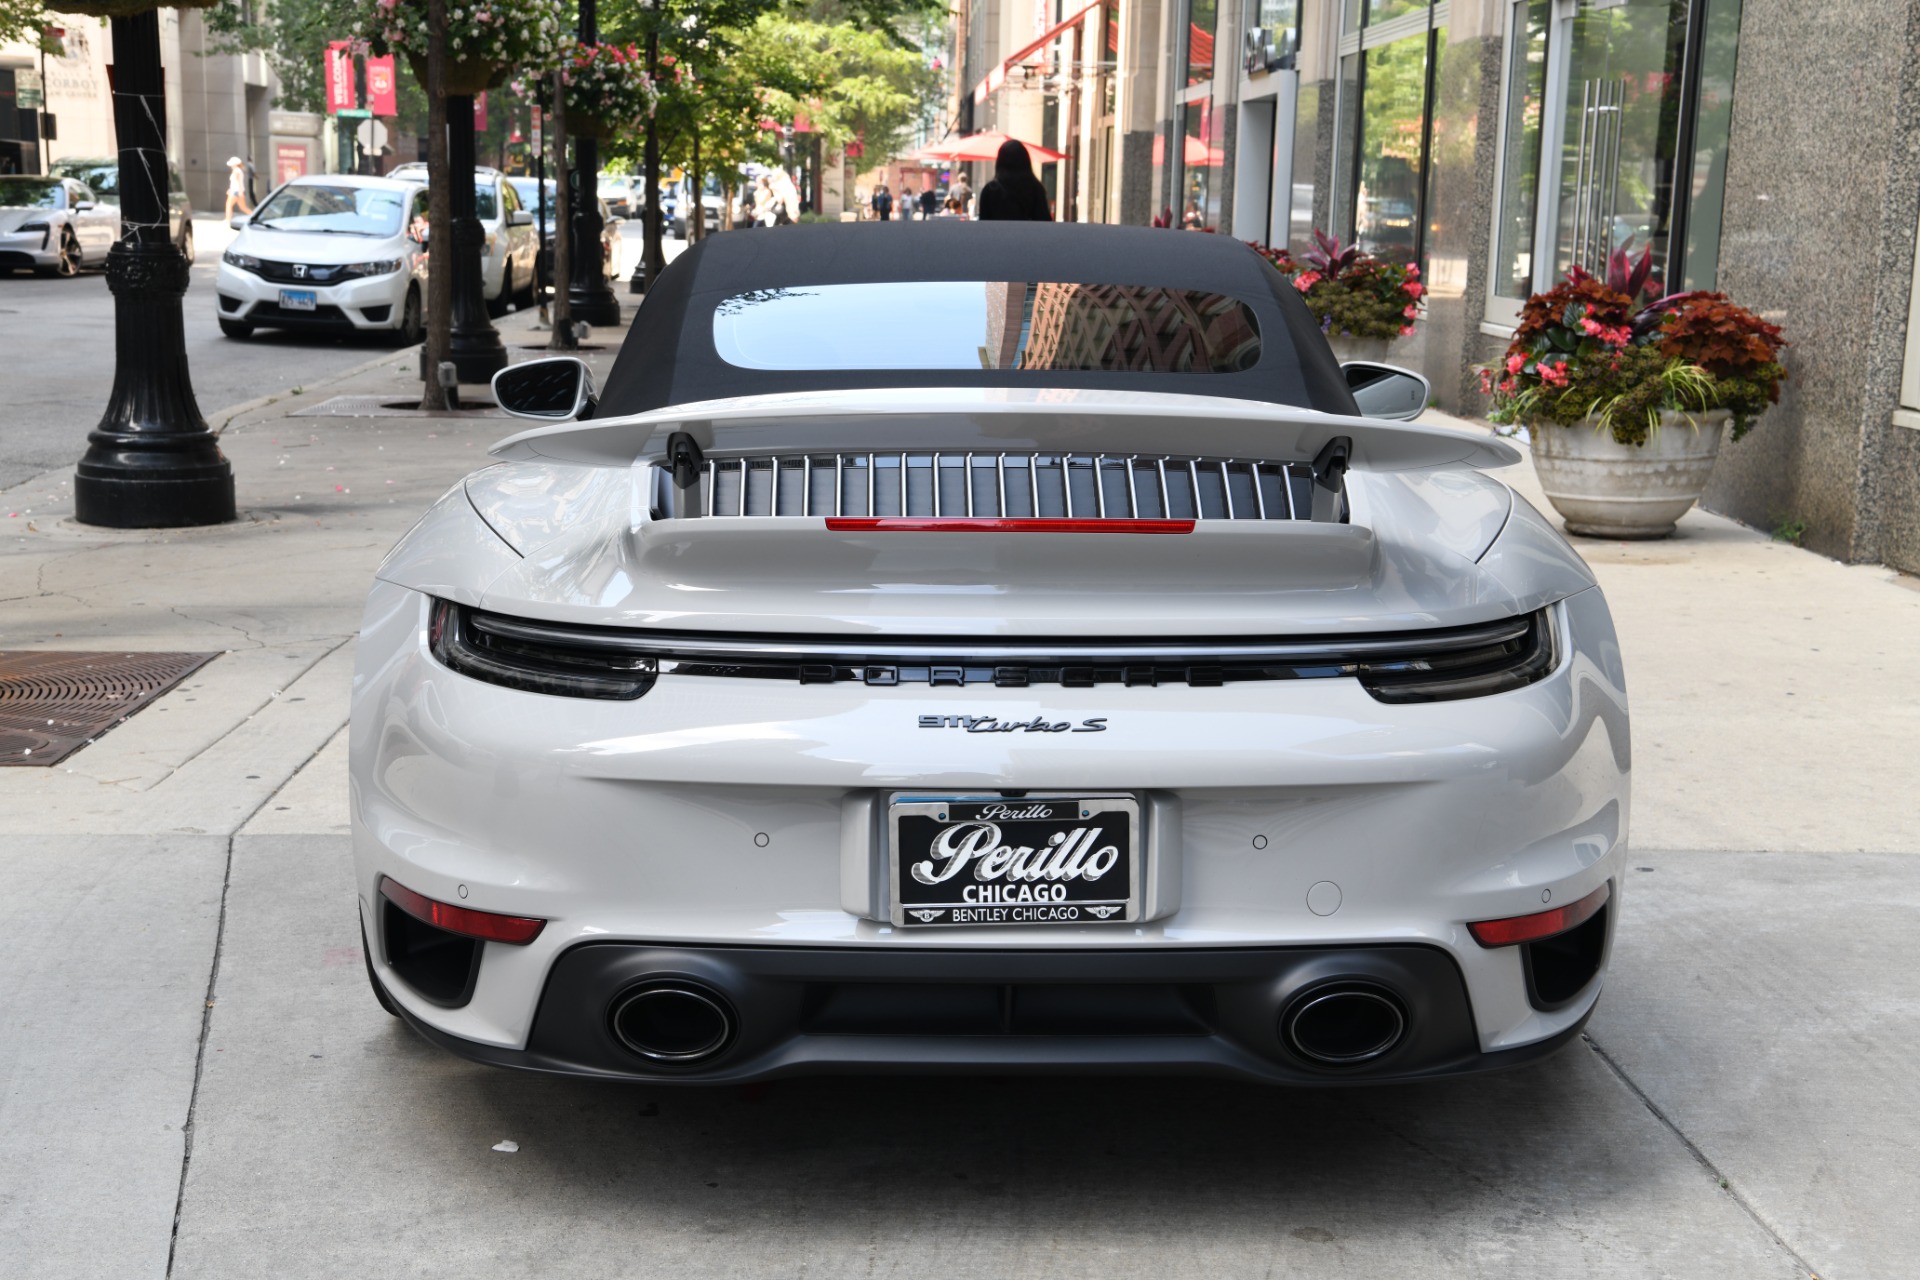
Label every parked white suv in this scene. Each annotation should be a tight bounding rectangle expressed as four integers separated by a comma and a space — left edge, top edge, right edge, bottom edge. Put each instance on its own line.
387, 164, 536, 314
217, 175, 427, 343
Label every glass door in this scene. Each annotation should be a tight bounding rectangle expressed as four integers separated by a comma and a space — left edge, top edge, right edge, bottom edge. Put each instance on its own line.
1551, 0, 1690, 289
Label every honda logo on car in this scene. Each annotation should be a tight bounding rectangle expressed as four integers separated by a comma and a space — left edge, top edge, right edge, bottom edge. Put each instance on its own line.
910, 821, 1121, 904
918, 714, 1107, 733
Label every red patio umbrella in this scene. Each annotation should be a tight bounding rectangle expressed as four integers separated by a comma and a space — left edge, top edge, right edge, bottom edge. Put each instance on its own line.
912, 130, 1069, 165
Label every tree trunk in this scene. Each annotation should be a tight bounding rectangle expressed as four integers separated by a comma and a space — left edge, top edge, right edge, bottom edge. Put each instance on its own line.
418, 0, 452, 411
549, 69, 576, 351
721, 179, 734, 232
688, 127, 702, 244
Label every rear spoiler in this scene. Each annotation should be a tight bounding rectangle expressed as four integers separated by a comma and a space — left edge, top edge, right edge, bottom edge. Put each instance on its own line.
488, 386, 1521, 472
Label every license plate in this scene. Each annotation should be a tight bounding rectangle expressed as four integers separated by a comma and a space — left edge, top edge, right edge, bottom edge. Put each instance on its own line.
278, 289, 317, 311
888, 794, 1138, 927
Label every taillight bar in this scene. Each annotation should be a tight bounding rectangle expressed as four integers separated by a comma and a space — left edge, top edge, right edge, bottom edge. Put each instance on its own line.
378, 876, 546, 945
823, 517, 1195, 535
1467, 882, 1610, 948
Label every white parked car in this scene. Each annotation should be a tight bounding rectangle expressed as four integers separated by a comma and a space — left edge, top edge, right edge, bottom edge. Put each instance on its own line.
216, 174, 426, 343
352, 224, 1629, 1084
0, 176, 119, 277
387, 163, 536, 314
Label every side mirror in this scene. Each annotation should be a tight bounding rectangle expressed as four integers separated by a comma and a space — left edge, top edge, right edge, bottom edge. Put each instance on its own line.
75, 200, 96, 211
508, 210, 533, 227
1342, 361, 1431, 421
229, 214, 248, 230
492, 356, 597, 422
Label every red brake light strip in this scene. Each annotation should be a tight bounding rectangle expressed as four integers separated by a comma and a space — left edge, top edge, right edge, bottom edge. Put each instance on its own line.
379, 876, 546, 946
1467, 881, 1611, 948
824, 517, 1195, 535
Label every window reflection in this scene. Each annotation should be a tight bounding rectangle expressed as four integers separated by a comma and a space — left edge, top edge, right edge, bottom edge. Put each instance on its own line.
712, 283, 1262, 374
1493, 0, 1550, 299
1353, 31, 1430, 266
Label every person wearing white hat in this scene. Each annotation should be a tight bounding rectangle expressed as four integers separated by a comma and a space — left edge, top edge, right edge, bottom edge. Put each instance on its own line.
224, 156, 252, 221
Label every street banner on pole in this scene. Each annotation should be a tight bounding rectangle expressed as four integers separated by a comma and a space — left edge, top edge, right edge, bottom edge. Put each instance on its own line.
324, 41, 356, 114
366, 55, 398, 115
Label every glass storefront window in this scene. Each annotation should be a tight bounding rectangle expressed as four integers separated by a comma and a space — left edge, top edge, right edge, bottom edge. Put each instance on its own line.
1288, 80, 1322, 254
1178, 99, 1224, 229
1492, 0, 1550, 300
1353, 30, 1431, 266
1331, 53, 1362, 242
1247, 0, 1300, 62
1680, 0, 1740, 289
1187, 0, 1219, 86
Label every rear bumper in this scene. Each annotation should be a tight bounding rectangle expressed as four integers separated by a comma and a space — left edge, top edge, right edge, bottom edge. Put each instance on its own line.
383, 940, 1596, 1085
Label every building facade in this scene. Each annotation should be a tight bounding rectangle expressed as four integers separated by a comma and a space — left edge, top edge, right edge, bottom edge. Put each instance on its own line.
1, 10, 320, 209
947, 0, 1920, 571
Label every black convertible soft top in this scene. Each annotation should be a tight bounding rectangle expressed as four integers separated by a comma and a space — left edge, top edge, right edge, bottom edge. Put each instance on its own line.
596, 222, 1359, 417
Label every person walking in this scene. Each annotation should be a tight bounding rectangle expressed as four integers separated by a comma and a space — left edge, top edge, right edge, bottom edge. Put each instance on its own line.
975, 141, 1051, 221
950, 173, 972, 217
870, 181, 893, 222
223, 156, 253, 221
917, 182, 938, 222
752, 174, 777, 227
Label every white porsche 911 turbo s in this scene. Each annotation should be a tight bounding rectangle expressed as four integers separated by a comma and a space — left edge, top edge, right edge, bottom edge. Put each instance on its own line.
351, 224, 1629, 1084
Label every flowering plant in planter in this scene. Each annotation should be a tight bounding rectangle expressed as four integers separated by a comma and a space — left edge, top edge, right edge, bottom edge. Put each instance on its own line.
1482, 247, 1786, 446
1251, 231, 1424, 341
561, 41, 657, 140
361, 0, 568, 94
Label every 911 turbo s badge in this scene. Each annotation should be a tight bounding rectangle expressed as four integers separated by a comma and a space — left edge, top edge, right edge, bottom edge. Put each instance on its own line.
918, 715, 1108, 733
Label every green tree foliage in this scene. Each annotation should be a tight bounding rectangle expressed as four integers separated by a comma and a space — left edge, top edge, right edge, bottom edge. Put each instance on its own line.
0, 0, 56, 51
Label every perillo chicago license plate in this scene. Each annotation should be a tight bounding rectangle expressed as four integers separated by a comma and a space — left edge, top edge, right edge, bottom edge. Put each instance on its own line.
888, 794, 1139, 926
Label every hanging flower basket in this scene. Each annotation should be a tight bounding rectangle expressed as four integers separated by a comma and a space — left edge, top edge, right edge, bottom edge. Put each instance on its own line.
402, 51, 510, 96
560, 42, 655, 145
361, 0, 568, 94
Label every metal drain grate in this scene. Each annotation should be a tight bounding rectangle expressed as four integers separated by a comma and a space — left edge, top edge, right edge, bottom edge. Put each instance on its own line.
289, 394, 504, 418
0, 651, 220, 766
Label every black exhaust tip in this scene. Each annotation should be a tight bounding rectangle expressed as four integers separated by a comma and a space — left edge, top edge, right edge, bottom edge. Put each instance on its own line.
609, 982, 736, 1064
1281, 983, 1408, 1065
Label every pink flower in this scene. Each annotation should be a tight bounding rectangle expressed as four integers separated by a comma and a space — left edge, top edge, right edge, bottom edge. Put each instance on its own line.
1505, 353, 1525, 375
1538, 361, 1569, 387
1403, 304, 1418, 319
1399, 325, 1416, 337
1479, 369, 1494, 393
1404, 281, 1424, 299
1292, 271, 1320, 292
1405, 265, 1420, 277
1497, 377, 1516, 395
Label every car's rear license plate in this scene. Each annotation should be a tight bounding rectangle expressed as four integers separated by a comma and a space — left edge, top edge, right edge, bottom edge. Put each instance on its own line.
888, 795, 1138, 926
278, 289, 317, 311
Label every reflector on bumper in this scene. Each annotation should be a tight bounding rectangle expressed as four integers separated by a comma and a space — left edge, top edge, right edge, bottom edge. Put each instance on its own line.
378, 876, 546, 945
1467, 882, 1610, 948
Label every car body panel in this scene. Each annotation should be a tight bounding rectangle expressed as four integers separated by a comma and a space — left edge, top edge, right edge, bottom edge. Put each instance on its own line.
0, 178, 119, 269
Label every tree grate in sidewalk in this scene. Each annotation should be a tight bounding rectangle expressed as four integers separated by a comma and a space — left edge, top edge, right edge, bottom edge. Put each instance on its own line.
290, 394, 504, 418
0, 651, 220, 767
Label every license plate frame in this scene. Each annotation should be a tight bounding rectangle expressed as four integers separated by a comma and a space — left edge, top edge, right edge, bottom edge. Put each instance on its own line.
887, 793, 1139, 927
278, 288, 317, 311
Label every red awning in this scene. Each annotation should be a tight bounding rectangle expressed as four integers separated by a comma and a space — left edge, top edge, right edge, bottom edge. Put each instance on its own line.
911, 130, 1069, 164
971, 2, 1102, 105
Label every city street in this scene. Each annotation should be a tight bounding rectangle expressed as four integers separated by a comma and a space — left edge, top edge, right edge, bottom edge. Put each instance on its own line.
0, 216, 660, 490
2, 309, 1916, 1277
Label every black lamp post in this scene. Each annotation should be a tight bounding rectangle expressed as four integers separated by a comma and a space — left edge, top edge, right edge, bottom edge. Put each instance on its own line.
568, 0, 623, 324
73, 10, 233, 529
445, 94, 508, 384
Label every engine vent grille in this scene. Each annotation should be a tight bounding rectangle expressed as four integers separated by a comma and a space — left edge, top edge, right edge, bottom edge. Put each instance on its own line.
653, 453, 1343, 523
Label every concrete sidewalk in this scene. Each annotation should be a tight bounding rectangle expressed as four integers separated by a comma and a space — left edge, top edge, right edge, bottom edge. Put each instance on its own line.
2, 349, 1915, 1278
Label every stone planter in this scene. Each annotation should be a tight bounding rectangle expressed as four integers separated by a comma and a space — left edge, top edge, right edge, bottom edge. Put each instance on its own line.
1327, 334, 1392, 364
1529, 408, 1731, 539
